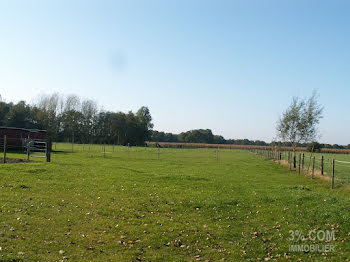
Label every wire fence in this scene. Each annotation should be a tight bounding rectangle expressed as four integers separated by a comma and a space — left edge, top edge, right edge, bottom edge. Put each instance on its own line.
249, 148, 350, 189
52, 143, 350, 185
51, 142, 250, 168
4, 140, 349, 189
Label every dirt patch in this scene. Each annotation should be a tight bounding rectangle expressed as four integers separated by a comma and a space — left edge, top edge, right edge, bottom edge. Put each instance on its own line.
0, 158, 30, 164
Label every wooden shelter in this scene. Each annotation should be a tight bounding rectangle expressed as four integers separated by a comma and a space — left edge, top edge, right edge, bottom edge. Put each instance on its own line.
0, 126, 47, 149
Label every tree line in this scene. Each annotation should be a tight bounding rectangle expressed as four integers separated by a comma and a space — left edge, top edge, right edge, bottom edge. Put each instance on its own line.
0, 93, 153, 145
0, 93, 348, 149
150, 129, 269, 146
150, 129, 350, 149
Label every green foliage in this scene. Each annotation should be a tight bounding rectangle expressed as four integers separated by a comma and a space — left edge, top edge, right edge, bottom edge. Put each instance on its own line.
0, 94, 153, 146
179, 129, 214, 143
150, 130, 179, 142
213, 135, 226, 144
307, 142, 323, 152
150, 130, 269, 146
0, 101, 36, 129
276, 92, 323, 150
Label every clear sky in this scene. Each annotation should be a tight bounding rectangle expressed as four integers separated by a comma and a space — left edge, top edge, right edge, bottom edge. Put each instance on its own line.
0, 0, 349, 145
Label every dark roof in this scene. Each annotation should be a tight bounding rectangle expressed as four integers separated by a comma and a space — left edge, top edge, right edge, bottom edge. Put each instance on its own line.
0, 126, 47, 133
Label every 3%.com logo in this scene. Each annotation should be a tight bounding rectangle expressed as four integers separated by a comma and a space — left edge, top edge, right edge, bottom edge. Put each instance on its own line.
289, 230, 335, 242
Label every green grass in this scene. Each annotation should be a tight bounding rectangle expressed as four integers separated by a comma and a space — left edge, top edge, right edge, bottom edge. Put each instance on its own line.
0, 144, 350, 261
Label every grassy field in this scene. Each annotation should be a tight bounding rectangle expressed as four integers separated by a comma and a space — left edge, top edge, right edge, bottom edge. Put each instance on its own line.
0, 144, 350, 261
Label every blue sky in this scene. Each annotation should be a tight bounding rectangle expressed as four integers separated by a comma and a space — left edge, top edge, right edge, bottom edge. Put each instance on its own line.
0, 0, 349, 144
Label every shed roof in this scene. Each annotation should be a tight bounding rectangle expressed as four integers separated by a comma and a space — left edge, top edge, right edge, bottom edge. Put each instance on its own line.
0, 126, 47, 133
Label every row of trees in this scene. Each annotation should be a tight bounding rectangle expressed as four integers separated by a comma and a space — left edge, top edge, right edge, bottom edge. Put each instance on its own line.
0, 92, 347, 149
271, 141, 350, 150
150, 129, 269, 146
151, 129, 350, 149
150, 129, 224, 144
0, 94, 153, 145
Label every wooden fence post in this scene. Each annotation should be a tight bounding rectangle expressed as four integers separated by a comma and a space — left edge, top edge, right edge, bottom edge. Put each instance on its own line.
321, 156, 324, 175
312, 156, 315, 179
288, 151, 290, 162
3, 135, 7, 164
293, 153, 296, 168
298, 153, 301, 174
46, 139, 51, 163
332, 159, 335, 189
27, 138, 30, 161
302, 153, 305, 169
288, 152, 291, 170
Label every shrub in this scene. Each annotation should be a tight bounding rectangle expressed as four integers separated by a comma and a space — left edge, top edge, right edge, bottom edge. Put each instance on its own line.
307, 142, 323, 152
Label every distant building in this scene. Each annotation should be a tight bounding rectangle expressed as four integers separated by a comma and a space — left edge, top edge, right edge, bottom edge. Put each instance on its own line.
0, 126, 47, 149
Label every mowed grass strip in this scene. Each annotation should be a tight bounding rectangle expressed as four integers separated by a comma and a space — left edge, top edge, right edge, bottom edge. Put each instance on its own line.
0, 145, 349, 261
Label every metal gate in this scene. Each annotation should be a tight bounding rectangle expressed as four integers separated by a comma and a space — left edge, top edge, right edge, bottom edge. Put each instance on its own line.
26, 138, 48, 160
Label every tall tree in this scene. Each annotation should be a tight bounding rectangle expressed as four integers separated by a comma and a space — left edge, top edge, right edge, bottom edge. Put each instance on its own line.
136, 106, 153, 144
63, 95, 81, 143
81, 99, 98, 144
6, 101, 34, 128
35, 93, 62, 139
276, 92, 323, 154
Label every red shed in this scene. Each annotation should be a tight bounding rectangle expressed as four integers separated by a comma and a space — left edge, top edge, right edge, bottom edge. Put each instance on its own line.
0, 126, 47, 149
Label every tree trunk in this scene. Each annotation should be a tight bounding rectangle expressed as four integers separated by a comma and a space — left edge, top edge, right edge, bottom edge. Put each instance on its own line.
293, 143, 297, 169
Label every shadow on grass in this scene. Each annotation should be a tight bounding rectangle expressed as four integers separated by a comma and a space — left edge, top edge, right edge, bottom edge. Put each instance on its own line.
115, 166, 145, 174
157, 174, 210, 181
